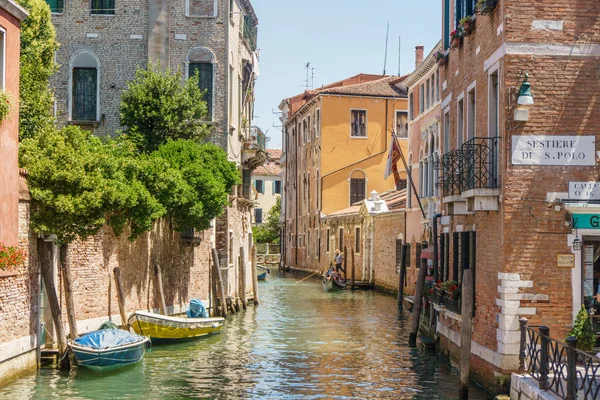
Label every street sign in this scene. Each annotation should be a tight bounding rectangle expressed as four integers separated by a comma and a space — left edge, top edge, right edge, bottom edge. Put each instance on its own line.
557, 254, 575, 268
573, 214, 600, 229
569, 182, 600, 200
511, 135, 595, 166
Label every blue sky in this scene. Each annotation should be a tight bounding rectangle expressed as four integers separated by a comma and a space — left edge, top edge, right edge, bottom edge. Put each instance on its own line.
251, 0, 442, 149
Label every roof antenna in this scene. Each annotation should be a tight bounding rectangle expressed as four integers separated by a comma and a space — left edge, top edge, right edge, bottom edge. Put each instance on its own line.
305, 62, 310, 89
397, 36, 401, 76
383, 22, 390, 75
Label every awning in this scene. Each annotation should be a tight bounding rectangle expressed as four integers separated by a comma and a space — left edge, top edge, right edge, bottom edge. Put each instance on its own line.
420, 246, 434, 260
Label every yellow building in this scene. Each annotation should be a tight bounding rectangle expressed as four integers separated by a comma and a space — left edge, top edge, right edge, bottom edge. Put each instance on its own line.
279, 74, 408, 271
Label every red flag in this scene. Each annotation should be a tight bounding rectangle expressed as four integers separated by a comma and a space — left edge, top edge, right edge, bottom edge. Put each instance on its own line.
384, 132, 402, 187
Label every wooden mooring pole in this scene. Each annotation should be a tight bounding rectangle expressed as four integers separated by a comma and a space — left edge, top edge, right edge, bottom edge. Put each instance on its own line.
211, 248, 227, 318
154, 264, 167, 315
343, 246, 347, 279
251, 246, 259, 306
59, 244, 78, 340
113, 267, 128, 328
38, 239, 68, 362
239, 246, 247, 310
408, 260, 427, 346
351, 247, 355, 291
459, 268, 474, 399
397, 244, 407, 309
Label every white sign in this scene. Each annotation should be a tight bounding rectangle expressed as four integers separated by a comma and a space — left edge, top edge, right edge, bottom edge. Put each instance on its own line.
569, 181, 600, 200
511, 135, 596, 166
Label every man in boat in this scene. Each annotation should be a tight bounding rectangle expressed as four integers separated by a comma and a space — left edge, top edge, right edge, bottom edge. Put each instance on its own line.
334, 249, 345, 276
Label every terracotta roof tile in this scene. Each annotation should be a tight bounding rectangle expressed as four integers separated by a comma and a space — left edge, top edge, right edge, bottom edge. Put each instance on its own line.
266, 149, 282, 160
321, 76, 407, 98
253, 164, 282, 176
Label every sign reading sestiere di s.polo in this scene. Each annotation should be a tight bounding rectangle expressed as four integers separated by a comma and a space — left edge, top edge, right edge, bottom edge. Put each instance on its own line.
512, 135, 595, 166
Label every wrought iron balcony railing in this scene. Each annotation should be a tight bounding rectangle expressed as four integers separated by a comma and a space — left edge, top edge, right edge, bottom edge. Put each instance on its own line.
438, 137, 500, 198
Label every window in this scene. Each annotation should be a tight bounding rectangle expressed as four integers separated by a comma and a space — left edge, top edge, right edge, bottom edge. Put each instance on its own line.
419, 84, 425, 113
273, 180, 282, 194
443, 110, 450, 154
303, 119, 307, 143
426, 79, 430, 109
254, 208, 263, 224
409, 92, 414, 120
307, 172, 311, 213
339, 228, 344, 252
315, 109, 321, 137
186, 0, 217, 17
435, 70, 440, 101
70, 51, 99, 122
467, 87, 476, 141
255, 179, 264, 194
0, 29, 5, 89
91, 0, 114, 14
440, 233, 450, 281
443, 0, 450, 49
489, 70, 500, 187
350, 170, 366, 205
307, 115, 311, 142
47, 0, 64, 13
326, 228, 330, 252
188, 48, 215, 120
355, 227, 361, 253
428, 136, 435, 197
457, 97, 464, 147
396, 111, 408, 138
351, 110, 367, 137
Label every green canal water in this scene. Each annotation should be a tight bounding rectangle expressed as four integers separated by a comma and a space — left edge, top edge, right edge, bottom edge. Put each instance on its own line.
1, 274, 493, 399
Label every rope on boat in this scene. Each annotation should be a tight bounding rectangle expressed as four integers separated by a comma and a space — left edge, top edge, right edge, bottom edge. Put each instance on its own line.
293, 271, 320, 285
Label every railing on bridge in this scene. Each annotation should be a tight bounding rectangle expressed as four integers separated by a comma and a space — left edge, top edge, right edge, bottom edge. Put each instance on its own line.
519, 318, 600, 399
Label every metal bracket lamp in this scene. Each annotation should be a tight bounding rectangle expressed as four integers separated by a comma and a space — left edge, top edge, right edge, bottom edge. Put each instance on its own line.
514, 71, 534, 122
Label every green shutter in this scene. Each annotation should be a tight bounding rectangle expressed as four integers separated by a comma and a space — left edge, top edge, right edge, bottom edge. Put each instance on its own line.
189, 63, 214, 120
72, 68, 97, 122
47, 0, 64, 13
91, 0, 114, 14
443, 0, 450, 49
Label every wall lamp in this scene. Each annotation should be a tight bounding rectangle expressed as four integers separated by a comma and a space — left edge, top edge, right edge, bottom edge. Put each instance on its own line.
514, 71, 534, 122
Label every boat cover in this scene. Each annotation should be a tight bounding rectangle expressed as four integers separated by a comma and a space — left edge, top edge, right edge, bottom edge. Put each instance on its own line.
74, 329, 145, 350
186, 298, 209, 318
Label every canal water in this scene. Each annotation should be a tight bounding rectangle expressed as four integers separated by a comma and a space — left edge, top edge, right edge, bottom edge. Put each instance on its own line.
1, 274, 493, 399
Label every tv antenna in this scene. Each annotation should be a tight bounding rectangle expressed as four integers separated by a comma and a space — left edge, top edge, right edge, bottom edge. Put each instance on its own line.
383, 22, 390, 75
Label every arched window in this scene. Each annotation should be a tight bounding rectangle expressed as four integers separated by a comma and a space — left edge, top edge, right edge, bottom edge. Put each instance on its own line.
428, 134, 435, 197
349, 170, 366, 205
70, 50, 100, 122
187, 47, 215, 120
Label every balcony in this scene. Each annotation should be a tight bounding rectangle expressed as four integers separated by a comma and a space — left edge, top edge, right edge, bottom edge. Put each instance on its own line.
243, 15, 258, 52
242, 126, 267, 170
439, 137, 500, 214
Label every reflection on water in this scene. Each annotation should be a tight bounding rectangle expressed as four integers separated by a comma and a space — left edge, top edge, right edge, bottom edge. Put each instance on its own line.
1, 274, 493, 399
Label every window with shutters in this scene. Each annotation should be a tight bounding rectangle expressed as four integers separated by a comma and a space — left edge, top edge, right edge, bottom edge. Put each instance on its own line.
70, 51, 100, 123
350, 178, 365, 206
186, 0, 217, 17
47, 0, 64, 13
254, 208, 262, 224
355, 227, 361, 254
350, 110, 367, 137
187, 47, 215, 121
91, 0, 114, 14
273, 180, 281, 194
254, 179, 264, 194
395, 111, 408, 138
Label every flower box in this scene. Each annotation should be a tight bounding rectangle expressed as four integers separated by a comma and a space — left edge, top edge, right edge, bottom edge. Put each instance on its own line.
444, 293, 461, 314
476, 0, 498, 14
460, 18, 475, 36
450, 35, 463, 49
435, 50, 448, 66
0, 270, 18, 278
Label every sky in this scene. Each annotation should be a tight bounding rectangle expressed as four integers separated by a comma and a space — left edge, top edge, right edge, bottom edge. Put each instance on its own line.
251, 0, 442, 150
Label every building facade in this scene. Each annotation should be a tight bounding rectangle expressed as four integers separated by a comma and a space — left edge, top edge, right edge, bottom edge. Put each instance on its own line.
47, 0, 263, 298
252, 149, 282, 225
429, 0, 600, 391
280, 74, 408, 272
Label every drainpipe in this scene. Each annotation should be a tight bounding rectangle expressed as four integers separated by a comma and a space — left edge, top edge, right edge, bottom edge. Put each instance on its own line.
432, 213, 442, 282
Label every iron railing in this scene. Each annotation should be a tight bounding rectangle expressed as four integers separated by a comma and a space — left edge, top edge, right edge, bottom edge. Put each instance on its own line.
243, 15, 258, 51
520, 318, 600, 399
431, 287, 462, 315
438, 137, 500, 197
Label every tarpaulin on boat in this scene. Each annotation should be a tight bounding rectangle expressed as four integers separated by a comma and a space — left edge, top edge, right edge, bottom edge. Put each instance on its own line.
186, 298, 208, 318
74, 329, 145, 350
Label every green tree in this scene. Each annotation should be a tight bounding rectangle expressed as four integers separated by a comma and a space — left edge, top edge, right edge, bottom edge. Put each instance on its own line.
146, 140, 241, 231
120, 64, 212, 153
16, 0, 58, 140
19, 126, 165, 243
252, 197, 281, 244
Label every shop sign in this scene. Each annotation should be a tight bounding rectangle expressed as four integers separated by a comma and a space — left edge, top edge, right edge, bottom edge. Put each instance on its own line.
569, 182, 600, 200
511, 135, 595, 166
572, 214, 600, 229
557, 254, 575, 268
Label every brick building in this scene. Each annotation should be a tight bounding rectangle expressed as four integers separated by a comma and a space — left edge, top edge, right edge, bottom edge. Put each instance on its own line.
279, 74, 408, 273
46, 0, 263, 315
427, 0, 600, 391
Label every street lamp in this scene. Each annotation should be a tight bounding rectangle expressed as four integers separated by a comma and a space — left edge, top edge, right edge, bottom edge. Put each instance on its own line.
573, 236, 582, 251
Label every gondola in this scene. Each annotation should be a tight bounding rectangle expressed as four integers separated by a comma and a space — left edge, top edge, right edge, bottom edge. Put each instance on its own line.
322, 267, 346, 292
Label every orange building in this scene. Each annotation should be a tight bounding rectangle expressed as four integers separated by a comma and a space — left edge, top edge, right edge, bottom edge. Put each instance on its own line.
279, 74, 408, 271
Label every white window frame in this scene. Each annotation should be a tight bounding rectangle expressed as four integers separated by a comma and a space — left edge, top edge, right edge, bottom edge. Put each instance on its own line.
466, 80, 477, 142
394, 109, 409, 138
443, 106, 450, 154
185, 0, 218, 17
186, 46, 216, 122
68, 49, 101, 122
350, 109, 368, 138
456, 92, 465, 148
315, 108, 321, 137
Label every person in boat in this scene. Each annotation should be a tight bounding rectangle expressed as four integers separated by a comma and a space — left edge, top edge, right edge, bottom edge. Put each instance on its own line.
334, 249, 345, 276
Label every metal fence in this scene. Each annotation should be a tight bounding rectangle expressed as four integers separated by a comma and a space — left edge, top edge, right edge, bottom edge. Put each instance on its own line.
519, 318, 600, 399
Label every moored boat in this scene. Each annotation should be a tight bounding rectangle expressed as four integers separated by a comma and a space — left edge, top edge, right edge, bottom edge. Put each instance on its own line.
128, 311, 224, 344
257, 265, 270, 281
68, 325, 149, 372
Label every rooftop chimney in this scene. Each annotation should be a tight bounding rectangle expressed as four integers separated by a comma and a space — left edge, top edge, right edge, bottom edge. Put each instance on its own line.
370, 190, 378, 201
415, 46, 424, 68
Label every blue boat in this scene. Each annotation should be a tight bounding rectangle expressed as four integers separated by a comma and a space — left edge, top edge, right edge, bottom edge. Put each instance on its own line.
257, 265, 270, 281
68, 325, 150, 372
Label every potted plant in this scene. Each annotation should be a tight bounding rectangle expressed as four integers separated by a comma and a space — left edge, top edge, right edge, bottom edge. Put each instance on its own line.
459, 15, 475, 36
0, 242, 25, 277
566, 305, 596, 352
476, 0, 498, 14
435, 49, 448, 66
450, 29, 463, 49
